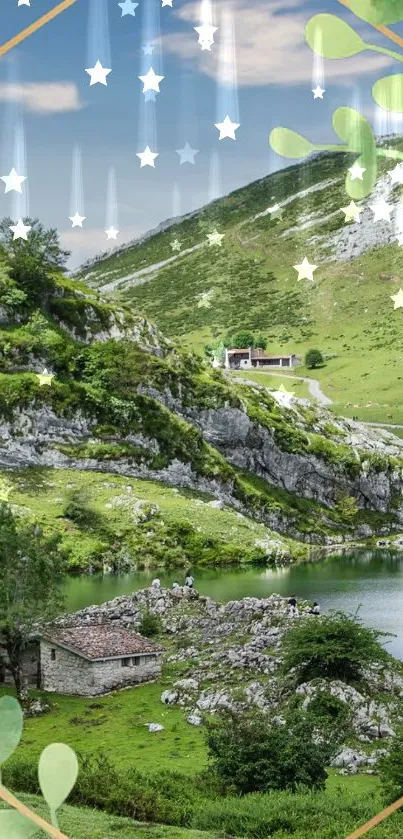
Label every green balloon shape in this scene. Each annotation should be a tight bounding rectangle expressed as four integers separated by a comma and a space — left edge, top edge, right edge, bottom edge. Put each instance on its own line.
38, 743, 79, 812
305, 14, 366, 59
332, 106, 376, 154
345, 154, 377, 200
269, 127, 314, 159
347, 0, 403, 24
0, 696, 23, 766
373, 74, 403, 113
0, 811, 36, 839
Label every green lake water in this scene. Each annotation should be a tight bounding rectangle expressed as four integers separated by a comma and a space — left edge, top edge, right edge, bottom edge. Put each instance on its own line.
64, 549, 403, 658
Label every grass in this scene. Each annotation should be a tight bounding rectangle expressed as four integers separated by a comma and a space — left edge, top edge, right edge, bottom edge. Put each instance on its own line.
73, 142, 403, 425
0, 794, 219, 838
1, 466, 295, 572
228, 370, 311, 400
0, 683, 208, 776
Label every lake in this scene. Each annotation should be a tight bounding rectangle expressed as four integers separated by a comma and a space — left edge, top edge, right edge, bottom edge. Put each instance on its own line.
64, 549, 403, 658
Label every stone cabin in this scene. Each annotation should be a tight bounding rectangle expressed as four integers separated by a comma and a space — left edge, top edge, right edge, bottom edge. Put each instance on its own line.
224, 347, 299, 370
1, 624, 164, 697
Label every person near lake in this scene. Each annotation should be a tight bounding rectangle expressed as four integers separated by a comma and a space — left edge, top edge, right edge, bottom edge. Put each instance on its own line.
309, 601, 320, 615
172, 582, 180, 590
185, 573, 194, 588
288, 595, 299, 616
152, 578, 161, 590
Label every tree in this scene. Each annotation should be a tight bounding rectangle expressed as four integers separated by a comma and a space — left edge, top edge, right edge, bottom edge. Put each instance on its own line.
281, 611, 391, 686
226, 331, 255, 349
138, 611, 162, 638
254, 335, 268, 350
305, 349, 324, 369
205, 709, 328, 794
0, 217, 70, 306
0, 504, 65, 699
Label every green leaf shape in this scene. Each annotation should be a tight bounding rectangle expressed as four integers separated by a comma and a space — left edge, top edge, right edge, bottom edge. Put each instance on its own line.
373, 74, 403, 113
347, 0, 403, 25
269, 128, 314, 159
0, 696, 23, 766
0, 811, 37, 839
345, 154, 377, 199
305, 14, 366, 59
332, 107, 376, 154
38, 743, 78, 812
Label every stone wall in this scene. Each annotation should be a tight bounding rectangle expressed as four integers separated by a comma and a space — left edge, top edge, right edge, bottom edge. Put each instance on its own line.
1, 642, 40, 689
40, 640, 161, 696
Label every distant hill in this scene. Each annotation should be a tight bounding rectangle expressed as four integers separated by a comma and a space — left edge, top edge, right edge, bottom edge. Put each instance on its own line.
75, 140, 403, 424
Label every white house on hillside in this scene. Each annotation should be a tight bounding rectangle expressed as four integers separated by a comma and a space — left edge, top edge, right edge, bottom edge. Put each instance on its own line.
224, 347, 299, 371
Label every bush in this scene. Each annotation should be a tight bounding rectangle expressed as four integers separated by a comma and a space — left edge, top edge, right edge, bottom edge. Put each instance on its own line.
379, 727, 403, 804
305, 349, 324, 369
205, 709, 328, 795
281, 611, 391, 685
138, 610, 162, 638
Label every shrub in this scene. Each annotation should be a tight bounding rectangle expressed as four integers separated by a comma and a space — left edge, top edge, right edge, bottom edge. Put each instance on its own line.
138, 610, 162, 638
205, 709, 328, 795
379, 727, 403, 804
281, 611, 391, 685
305, 349, 324, 369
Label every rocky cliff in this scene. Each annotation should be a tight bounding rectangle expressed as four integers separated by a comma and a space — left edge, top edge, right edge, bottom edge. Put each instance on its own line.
2, 258, 403, 548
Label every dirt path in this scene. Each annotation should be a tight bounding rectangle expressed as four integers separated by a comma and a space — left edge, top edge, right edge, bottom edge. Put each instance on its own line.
262, 370, 333, 407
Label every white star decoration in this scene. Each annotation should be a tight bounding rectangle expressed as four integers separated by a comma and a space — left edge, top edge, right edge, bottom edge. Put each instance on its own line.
69, 212, 86, 228
9, 219, 31, 241
214, 115, 240, 140
312, 85, 325, 99
388, 163, 403, 185
207, 230, 224, 246
176, 143, 199, 165
293, 257, 317, 281
1, 168, 26, 193
391, 289, 403, 309
194, 23, 218, 50
85, 60, 112, 86
370, 197, 392, 223
197, 289, 215, 308
36, 368, 55, 387
341, 200, 361, 223
18, 0, 31, 5
138, 67, 164, 93
348, 162, 366, 181
136, 146, 159, 167
170, 239, 182, 252
106, 226, 119, 240
161, 0, 173, 5
118, 0, 138, 15
142, 43, 154, 55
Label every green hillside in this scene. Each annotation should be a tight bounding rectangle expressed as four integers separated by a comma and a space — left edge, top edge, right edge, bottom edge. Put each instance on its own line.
76, 143, 403, 424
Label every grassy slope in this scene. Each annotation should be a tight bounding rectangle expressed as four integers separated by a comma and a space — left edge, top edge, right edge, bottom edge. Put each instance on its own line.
0, 682, 207, 775
2, 467, 290, 571
75, 147, 403, 424
1, 795, 218, 839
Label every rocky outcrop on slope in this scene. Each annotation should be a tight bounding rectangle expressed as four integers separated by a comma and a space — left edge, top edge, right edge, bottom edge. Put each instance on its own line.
59, 586, 403, 774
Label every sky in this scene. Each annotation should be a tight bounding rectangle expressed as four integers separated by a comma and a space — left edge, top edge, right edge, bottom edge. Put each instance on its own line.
1, 0, 402, 268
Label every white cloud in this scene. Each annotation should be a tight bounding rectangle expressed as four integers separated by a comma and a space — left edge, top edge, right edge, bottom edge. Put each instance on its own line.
163, 0, 394, 86
0, 82, 84, 113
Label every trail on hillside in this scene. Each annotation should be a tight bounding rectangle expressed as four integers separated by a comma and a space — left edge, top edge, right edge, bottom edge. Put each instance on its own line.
99, 243, 205, 293
260, 370, 332, 407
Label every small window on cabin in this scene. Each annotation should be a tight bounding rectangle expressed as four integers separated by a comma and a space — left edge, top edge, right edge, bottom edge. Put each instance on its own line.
51, 649, 56, 661
132, 656, 141, 666
122, 657, 131, 667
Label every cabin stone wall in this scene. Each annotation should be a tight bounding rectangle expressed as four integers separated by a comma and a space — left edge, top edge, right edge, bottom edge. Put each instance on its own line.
40, 640, 161, 696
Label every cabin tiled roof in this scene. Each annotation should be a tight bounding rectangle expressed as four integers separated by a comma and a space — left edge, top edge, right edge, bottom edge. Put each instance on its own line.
42, 625, 164, 661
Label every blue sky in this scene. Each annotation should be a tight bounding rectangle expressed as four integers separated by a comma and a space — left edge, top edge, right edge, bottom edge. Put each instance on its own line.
1, 0, 401, 267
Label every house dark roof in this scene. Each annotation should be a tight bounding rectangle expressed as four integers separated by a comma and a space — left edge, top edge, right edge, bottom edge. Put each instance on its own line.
42, 625, 164, 661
